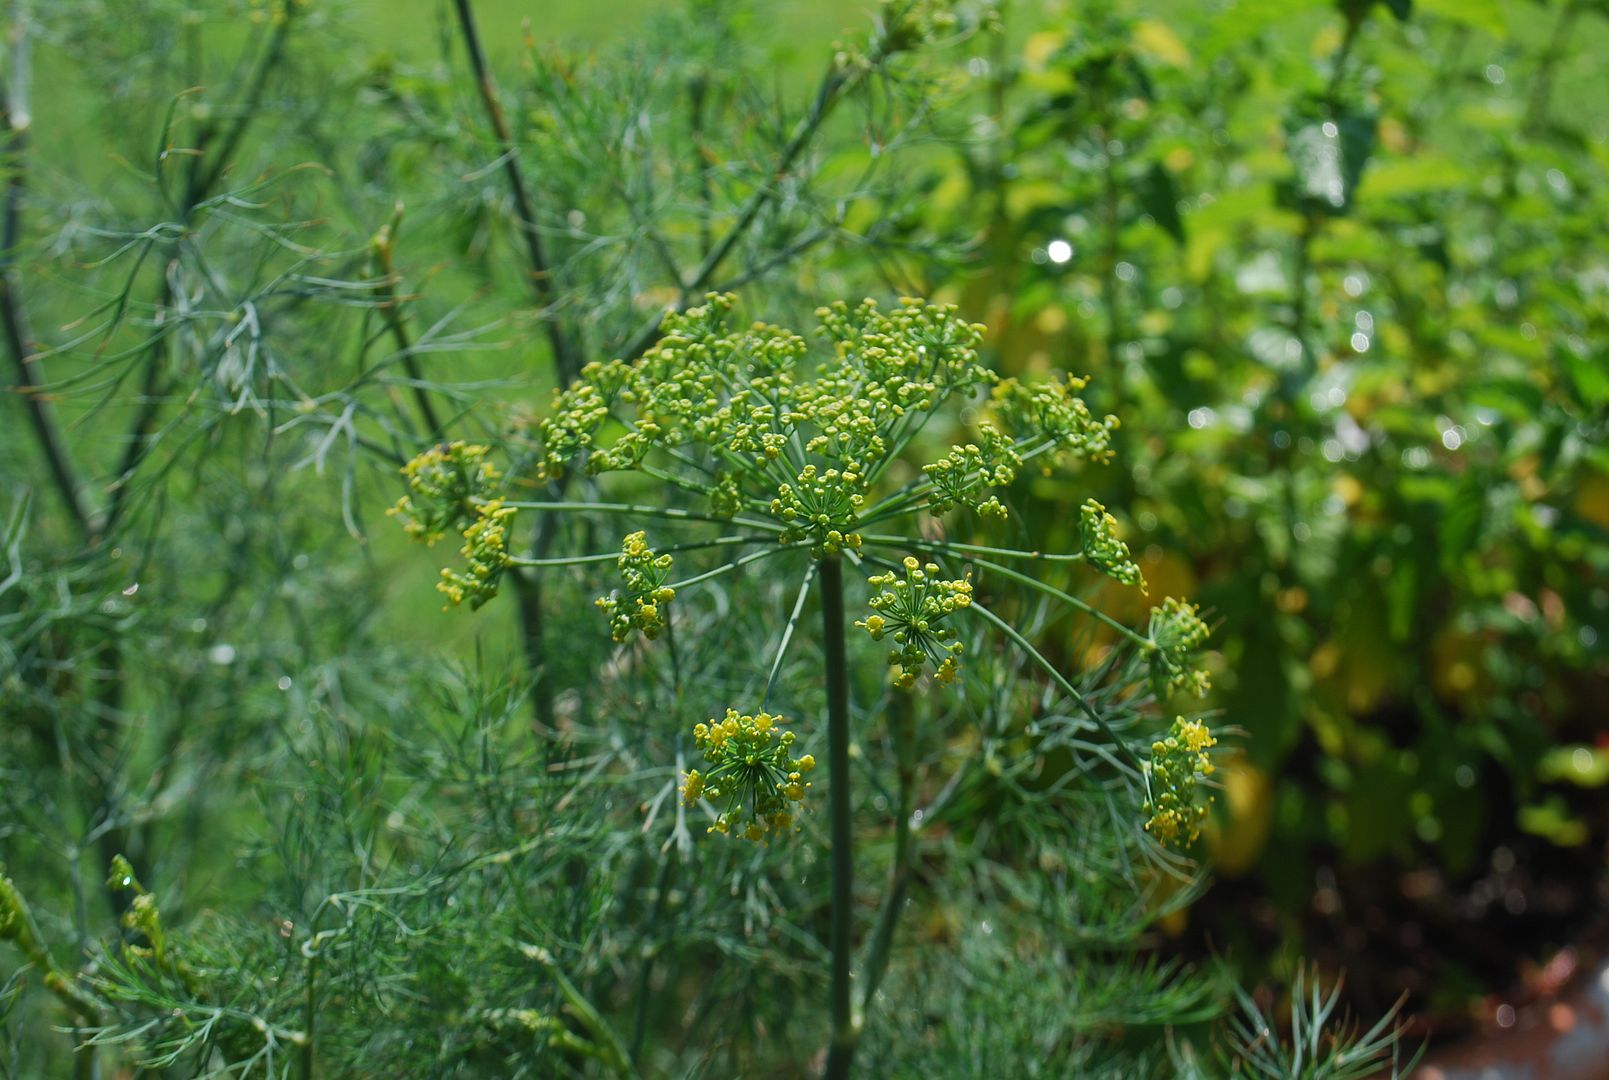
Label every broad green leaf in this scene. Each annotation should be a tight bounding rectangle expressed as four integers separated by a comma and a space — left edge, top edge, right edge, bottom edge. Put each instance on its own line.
1140, 162, 1187, 245
1285, 109, 1376, 215
1565, 351, 1609, 408
1418, 0, 1506, 36
1356, 154, 1469, 199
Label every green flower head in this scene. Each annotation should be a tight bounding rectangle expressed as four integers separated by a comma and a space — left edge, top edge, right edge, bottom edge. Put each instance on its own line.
1148, 597, 1212, 698
857, 556, 973, 688
1142, 716, 1218, 847
682, 709, 814, 842
1081, 499, 1146, 591
595, 531, 676, 642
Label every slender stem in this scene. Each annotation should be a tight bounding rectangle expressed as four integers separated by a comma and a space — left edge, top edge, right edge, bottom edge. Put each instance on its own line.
514, 513, 559, 736
504, 499, 784, 532
628, 856, 675, 1064
762, 563, 818, 710
104, 304, 169, 532
185, 14, 295, 209
967, 599, 1146, 774
373, 213, 445, 440
664, 541, 808, 590
855, 689, 916, 1017
616, 62, 853, 364
450, 0, 585, 734
510, 533, 772, 568
820, 555, 857, 1080
688, 72, 713, 259
108, 9, 298, 536
709, 224, 835, 296
685, 62, 846, 303
859, 534, 1086, 562
868, 538, 1152, 650
450, 0, 577, 384
0, 6, 95, 537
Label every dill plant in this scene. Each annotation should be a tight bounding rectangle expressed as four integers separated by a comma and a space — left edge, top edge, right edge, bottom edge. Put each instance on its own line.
395, 292, 1223, 1073
0, 0, 1427, 1075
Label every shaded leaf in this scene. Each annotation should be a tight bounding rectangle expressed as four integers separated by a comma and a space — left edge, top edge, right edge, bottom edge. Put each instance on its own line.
1140, 161, 1186, 245
1284, 107, 1377, 215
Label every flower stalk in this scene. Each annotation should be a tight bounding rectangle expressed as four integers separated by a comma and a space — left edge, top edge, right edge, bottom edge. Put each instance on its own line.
820, 554, 857, 1079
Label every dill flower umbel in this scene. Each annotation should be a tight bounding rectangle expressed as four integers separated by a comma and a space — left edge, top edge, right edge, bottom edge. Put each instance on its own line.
438, 500, 516, 610
923, 427, 1019, 520
858, 557, 973, 688
681, 709, 814, 841
1147, 597, 1212, 698
1142, 716, 1218, 847
390, 442, 519, 610
389, 441, 505, 545
595, 531, 677, 642
1080, 499, 1146, 590
534, 294, 997, 544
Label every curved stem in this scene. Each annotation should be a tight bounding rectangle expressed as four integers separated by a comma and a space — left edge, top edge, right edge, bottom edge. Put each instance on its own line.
762, 563, 819, 710
1, 15, 95, 538
665, 541, 810, 590
504, 500, 784, 532
866, 538, 1152, 651
509, 533, 771, 569
859, 534, 1087, 562
968, 599, 1146, 774
450, 0, 576, 383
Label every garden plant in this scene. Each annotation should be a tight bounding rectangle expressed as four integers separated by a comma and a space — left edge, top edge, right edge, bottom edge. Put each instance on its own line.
4, 0, 1601, 1075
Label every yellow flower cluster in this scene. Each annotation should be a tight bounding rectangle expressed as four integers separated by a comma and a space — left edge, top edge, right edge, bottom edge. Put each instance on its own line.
857, 556, 974, 688
681, 709, 815, 841
391, 443, 518, 611
771, 464, 867, 555
531, 294, 1130, 563
1142, 717, 1218, 847
992, 373, 1119, 466
438, 500, 516, 610
595, 532, 677, 642
1148, 597, 1212, 698
389, 441, 504, 546
1080, 499, 1147, 591
923, 427, 1019, 520
535, 295, 995, 554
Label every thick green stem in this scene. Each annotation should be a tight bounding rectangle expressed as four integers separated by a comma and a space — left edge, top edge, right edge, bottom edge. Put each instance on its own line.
820, 555, 856, 1079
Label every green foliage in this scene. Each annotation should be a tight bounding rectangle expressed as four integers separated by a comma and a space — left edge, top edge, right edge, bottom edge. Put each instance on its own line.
930, 0, 1609, 928
7, 0, 1542, 1075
